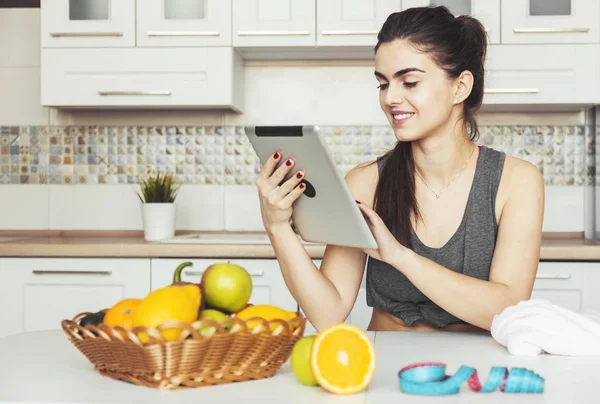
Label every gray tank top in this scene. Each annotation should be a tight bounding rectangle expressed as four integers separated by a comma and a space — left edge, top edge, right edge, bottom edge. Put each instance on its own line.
365, 145, 506, 328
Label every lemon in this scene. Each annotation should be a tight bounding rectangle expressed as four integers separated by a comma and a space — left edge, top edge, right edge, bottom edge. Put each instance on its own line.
235, 304, 297, 331
291, 336, 318, 386
132, 284, 201, 342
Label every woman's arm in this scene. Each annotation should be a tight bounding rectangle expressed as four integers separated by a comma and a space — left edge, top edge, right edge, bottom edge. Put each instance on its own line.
269, 161, 378, 332
358, 158, 544, 331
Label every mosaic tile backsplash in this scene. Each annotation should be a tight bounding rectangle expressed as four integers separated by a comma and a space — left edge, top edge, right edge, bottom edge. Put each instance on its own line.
0, 125, 594, 186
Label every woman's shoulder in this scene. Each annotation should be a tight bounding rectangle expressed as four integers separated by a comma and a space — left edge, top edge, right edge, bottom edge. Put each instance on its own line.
495, 150, 544, 209
344, 159, 380, 207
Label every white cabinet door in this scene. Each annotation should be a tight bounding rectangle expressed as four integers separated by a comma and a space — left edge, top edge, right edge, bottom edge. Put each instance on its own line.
402, 0, 500, 44
136, 0, 231, 47
316, 0, 401, 47
501, 0, 600, 44
151, 258, 298, 312
232, 0, 316, 47
0, 258, 151, 339
41, 47, 244, 111
40, 0, 135, 48
532, 262, 600, 313
483, 44, 600, 105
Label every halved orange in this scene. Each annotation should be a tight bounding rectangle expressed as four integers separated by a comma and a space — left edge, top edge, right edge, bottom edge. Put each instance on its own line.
310, 323, 376, 395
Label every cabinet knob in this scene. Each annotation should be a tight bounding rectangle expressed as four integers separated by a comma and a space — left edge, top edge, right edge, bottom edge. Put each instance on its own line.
513, 28, 590, 34
32, 270, 112, 275
98, 91, 172, 96
147, 31, 220, 37
50, 32, 123, 38
321, 30, 379, 36
484, 88, 540, 94
237, 31, 311, 36
535, 274, 571, 280
184, 270, 264, 277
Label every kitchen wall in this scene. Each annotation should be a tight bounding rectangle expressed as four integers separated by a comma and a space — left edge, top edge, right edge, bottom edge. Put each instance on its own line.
0, 8, 591, 234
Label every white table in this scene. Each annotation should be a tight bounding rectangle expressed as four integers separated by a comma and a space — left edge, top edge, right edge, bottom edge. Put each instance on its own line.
0, 330, 598, 403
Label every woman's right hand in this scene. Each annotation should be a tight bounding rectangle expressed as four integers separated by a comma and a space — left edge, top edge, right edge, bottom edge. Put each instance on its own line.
255, 151, 306, 232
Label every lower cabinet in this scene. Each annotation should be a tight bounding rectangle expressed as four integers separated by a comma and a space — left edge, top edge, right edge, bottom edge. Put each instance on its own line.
0, 258, 151, 338
150, 258, 298, 312
0, 257, 598, 339
531, 262, 600, 313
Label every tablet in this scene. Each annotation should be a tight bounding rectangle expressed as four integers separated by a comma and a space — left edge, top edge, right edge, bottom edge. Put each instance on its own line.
245, 125, 378, 249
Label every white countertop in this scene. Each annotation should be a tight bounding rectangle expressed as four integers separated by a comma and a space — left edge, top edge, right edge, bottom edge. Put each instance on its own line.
0, 330, 598, 403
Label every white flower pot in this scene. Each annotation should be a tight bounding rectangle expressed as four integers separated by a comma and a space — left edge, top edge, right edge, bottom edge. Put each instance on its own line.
142, 203, 176, 241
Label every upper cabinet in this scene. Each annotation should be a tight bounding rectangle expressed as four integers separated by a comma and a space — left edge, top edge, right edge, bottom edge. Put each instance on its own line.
40, 0, 136, 47
232, 0, 315, 47
137, 0, 232, 47
402, 0, 500, 44
316, 0, 401, 47
501, 0, 600, 44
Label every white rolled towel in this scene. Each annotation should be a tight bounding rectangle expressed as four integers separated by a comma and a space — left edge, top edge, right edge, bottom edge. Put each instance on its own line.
490, 299, 600, 356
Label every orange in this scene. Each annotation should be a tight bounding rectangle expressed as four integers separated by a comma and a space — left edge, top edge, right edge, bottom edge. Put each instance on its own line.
103, 298, 141, 332
310, 323, 376, 395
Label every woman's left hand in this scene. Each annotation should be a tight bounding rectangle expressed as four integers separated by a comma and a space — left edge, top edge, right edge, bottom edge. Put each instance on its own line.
356, 201, 407, 266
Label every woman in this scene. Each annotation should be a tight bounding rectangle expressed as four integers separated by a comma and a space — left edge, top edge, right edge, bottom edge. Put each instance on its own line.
255, 6, 544, 333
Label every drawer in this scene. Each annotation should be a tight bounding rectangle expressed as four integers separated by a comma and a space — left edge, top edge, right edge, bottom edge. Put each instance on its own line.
0, 258, 151, 338
484, 44, 600, 106
40, 47, 244, 111
532, 262, 589, 312
501, 0, 600, 44
151, 258, 298, 312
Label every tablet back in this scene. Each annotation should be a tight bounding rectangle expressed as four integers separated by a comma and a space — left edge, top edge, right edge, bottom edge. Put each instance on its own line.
245, 125, 378, 249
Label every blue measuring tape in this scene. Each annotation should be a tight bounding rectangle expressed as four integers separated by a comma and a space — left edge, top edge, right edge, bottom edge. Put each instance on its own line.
398, 362, 544, 395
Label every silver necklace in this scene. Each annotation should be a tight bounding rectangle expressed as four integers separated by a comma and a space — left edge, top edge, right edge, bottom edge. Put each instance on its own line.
415, 145, 476, 199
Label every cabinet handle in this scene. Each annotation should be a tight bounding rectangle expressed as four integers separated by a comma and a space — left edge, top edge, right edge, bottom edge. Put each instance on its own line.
50, 32, 123, 37
98, 91, 172, 96
513, 28, 590, 34
484, 88, 540, 94
535, 274, 571, 280
184, 270, 264, 277
321, 30, 379, 36
32, 270, 112, 275
236, 31, 311, 36
147, 31, 220, 37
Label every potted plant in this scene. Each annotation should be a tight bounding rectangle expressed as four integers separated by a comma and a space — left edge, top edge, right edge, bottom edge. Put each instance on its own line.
137, 174, 180, 241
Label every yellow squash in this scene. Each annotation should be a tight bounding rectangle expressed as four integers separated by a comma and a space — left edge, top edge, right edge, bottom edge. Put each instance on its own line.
132, 284, 201, 342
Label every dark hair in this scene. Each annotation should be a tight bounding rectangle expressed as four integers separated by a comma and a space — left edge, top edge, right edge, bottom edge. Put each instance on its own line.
372, 5, 487, 248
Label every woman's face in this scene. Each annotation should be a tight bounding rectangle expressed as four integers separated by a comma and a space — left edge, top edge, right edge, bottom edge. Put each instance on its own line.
374, 39, 460, 142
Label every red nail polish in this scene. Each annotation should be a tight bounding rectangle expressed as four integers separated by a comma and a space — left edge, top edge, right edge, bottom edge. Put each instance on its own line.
286, 159, 292, 167
296, 172, 303, 179
273, 152, 280, 159
355, 200, 361, 204
299, 183, 305, 189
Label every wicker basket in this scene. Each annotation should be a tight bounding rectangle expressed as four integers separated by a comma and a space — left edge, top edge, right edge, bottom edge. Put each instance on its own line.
61, 311, 306, 390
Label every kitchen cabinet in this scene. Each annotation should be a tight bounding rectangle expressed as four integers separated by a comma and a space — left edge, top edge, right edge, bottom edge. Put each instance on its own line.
483, 44, 600, 106
316, 0, 401, 47
532, 261, 600, 313
150, 258, 298, 312
402, 0, 500, 44
40, 47, 244, 111
501, 0, 600, 44
137, 0, 232, 47
232, 0, 316, 47
0, 258, 151, 339
40, 0, 136, 48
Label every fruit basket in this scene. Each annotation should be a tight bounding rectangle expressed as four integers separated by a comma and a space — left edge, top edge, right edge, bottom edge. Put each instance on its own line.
61, 311, 306, 390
